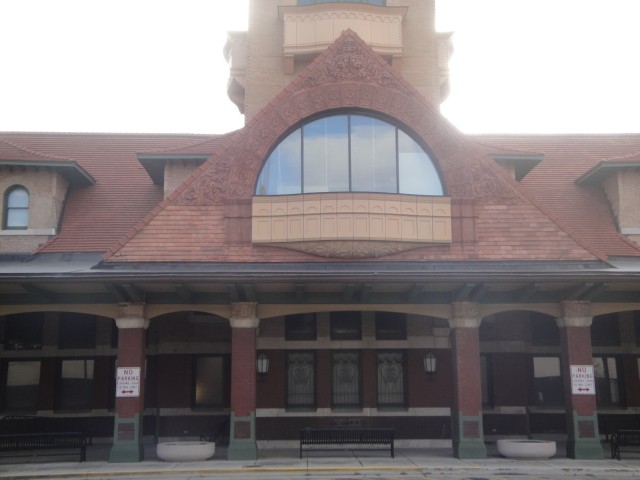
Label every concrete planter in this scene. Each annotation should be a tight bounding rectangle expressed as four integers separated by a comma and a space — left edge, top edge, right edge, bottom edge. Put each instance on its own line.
157, 441, 215, 462
497, 439, 556, 459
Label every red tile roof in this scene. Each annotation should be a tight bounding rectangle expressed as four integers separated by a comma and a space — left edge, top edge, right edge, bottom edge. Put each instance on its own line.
472, 134, 640, 259
2, 131, 638, 261
0, 132, 227, 253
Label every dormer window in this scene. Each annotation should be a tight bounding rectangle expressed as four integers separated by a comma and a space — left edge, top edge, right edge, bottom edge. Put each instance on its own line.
3, 186, 29, 230
256, 113, 444, 197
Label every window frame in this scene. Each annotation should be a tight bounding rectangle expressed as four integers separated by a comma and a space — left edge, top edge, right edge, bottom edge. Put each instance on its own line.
3, 185, 29, 230
3, 359, 41, 412
55, 357, 95, 411
531, 355, 564, 407
192, 354, 229, 409
285, 314, 317, 341
330, 311, 362, 341
593, 355, 624, 407
480, 354, 493, 408
3, 313, 44, 350
375, 312, 407, 340
58, 313, 97, 350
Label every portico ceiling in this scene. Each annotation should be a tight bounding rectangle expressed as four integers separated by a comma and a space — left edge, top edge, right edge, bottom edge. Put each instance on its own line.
2, 255, 640, 306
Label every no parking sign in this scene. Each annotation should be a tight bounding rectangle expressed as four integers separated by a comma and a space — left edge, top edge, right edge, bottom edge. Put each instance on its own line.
570, 365, 595, 395
116, 367, 141, 397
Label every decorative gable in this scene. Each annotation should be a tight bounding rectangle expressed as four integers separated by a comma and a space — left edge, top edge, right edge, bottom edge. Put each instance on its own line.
104, 31, 599, 263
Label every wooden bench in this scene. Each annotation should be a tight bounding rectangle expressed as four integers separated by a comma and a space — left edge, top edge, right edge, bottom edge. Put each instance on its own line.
611, 429, 640, 460
300, 427, 394, 458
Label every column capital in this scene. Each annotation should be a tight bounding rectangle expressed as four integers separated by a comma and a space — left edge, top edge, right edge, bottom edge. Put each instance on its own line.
230, 302, 259, 329
556, 300, 592, 328
115, 303, 149, 330
448, 302, 481, 329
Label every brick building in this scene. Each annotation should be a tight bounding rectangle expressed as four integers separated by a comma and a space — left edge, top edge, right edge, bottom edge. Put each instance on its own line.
2, 0, 640, 463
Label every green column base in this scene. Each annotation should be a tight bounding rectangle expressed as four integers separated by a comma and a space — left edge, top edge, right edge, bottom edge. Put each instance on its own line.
566, 411, 604, 460
451, 412, 487, 459
453, 439, 488, 459
566, 439, 604, 459
227, 412, 258, 461
109, 413, 144, 463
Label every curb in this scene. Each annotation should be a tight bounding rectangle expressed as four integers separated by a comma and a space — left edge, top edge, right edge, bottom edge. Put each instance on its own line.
3, 463, 640, 480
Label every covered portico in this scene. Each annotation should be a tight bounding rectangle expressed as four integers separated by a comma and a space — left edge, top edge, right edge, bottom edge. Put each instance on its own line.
3, 255, 640, 461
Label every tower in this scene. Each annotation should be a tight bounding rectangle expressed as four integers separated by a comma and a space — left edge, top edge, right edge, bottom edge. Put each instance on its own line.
225, 0, 453, 122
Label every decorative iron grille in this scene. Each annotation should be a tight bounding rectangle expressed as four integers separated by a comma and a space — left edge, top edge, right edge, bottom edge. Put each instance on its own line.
332, 351, 361, 407
287, 352, 315, 408
377, 351, 405, 407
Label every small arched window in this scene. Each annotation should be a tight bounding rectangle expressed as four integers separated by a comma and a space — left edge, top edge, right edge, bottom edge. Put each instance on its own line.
256, 114, 443, 196
4, 186, 29, 230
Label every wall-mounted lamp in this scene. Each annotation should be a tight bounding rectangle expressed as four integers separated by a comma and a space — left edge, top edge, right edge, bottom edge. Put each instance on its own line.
423, 351, 437, 377
256, 352, 270, 375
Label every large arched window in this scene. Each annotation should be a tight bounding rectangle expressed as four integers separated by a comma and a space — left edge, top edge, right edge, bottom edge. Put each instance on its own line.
3, 186, 29, 229
256, 114, 443, 196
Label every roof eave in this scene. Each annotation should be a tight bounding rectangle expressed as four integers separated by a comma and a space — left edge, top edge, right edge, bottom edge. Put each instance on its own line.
0, 159, 95, 186
491, 154, 544, 181
136, 154, 209, 185
577, 161, 640, 185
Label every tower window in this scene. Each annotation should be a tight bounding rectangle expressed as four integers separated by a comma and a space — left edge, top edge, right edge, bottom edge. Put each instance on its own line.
3, 186, 29, 229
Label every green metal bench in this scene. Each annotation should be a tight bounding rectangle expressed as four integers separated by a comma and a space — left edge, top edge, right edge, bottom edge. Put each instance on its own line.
611, 429, 640, 460
0, 431, 88, 462
300, 427, 394, 458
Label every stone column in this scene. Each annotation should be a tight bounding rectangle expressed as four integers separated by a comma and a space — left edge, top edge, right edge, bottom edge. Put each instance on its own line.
109, 303, 149, 463
448, 302, 487, 459
557, 301, 604, 459
228, 302, 259, 461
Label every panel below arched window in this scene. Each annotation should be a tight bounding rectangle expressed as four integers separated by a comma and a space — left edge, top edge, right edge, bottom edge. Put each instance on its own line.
255, 114, 444, 197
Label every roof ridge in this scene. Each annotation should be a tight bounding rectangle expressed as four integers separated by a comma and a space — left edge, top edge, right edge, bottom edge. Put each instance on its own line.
471, 133, 640, 138
470, 138, 545, 157
0, 131, 216, 138
0, 138, 75, 162
600, 150, 640, 162
137, 133, 233, 155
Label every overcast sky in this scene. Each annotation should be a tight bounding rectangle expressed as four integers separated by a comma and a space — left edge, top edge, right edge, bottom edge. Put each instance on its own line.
1, 0, 638, 135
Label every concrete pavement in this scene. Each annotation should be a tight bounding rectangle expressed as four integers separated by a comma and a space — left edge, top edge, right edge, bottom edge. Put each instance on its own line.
1, 441, 640, 479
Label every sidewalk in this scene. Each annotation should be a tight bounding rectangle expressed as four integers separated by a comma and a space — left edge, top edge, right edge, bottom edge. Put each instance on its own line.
1, 442, 639, 479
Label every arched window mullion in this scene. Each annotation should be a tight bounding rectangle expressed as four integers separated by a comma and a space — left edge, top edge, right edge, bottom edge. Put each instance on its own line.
300, 125, 305, 194
395, 127, 400, 194
347, 114, 353, 192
